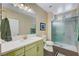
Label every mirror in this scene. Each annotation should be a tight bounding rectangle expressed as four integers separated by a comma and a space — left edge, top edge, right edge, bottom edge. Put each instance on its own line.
1, 3, 36, 42
2, 3, 36, 36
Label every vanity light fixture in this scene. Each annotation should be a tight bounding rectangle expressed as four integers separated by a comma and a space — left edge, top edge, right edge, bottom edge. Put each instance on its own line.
13, 3, 34, 13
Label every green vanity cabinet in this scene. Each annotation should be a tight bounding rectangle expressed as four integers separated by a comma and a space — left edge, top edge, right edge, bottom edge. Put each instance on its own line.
25, 40, 44, 56
2, 40, 44, 56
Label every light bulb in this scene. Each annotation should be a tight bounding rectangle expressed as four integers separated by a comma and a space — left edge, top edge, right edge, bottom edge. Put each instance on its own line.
28, 8, 32, 12
24, 6, 28, 10
18, 4, 24, 9
20, 4, 24, 7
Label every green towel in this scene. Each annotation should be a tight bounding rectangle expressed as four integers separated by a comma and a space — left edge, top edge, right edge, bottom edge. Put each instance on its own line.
1, 18, 12, 41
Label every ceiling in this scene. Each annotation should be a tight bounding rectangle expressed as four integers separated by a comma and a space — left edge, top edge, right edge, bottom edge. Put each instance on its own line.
2, 3, 79, 15
37, 3, 79, 15
2, 3, 36, 18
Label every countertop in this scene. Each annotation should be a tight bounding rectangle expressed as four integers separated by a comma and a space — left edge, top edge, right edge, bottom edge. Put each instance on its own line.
0, 36, 43, 55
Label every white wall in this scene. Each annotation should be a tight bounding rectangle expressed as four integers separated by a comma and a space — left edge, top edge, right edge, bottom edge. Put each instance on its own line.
29, 4, 48, 36
47, 13, 53, 40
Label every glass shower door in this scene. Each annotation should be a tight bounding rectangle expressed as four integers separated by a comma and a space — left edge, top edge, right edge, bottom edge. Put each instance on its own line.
51, 9, 79, 55
52, 16, 78, 52
63, 18, 77, 45
52, 21, 65, 43
77, 16, 79, 55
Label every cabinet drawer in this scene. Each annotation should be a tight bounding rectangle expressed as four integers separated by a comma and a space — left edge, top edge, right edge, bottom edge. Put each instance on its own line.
3, 48, 24, 56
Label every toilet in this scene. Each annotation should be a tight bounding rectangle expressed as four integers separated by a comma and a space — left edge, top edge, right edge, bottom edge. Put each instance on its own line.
44, 41, 54, 52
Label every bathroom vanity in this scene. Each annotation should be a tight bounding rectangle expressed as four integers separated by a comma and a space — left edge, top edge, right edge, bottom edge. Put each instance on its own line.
0, 37, 44, 56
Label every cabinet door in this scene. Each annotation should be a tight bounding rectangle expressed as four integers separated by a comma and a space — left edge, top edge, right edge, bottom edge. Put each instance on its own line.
25, 46, 37, 56
37, 40, 44, 56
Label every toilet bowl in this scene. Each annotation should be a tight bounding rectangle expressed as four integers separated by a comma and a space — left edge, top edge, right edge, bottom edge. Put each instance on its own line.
44, 41, 54, 52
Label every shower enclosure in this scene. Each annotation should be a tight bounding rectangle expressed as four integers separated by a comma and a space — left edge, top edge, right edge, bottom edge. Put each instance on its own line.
51, 9, 79, 54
